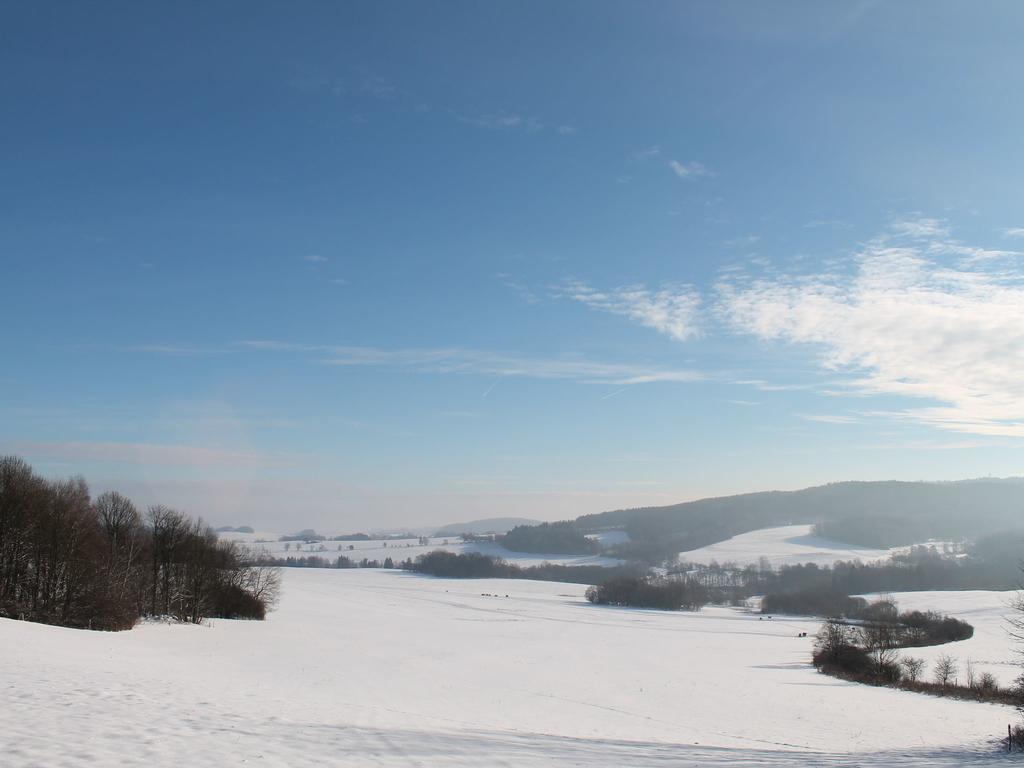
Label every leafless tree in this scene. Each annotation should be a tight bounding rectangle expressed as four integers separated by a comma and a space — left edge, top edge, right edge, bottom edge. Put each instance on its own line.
814, 618, 853, 665
2, 456, 280, 630
934, 654, 958, 689
95, 492, 143, 606
965, 658, 976, 690
900, 656, 925, 684
147, 505, 188, 616
977, 671, 998, 694
860, 620, 901, 678
0, 456, 46, 610
1012, 576, 1024, 717
236, 550, 281, 611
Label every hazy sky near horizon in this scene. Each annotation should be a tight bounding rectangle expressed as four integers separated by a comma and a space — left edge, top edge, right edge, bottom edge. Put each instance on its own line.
3, 1, 1024, 530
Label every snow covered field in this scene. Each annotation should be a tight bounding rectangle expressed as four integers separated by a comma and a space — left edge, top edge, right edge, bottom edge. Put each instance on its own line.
2, 569, 1018, 767
218, 531, 624, 568
679, 524, 918, 568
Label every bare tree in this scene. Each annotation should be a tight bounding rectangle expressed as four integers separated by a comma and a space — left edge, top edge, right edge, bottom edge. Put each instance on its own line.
900, 656, 925, 684
977, 671, 998, 695
1012, 577, 1024, 718
934, 654, 958, 689
95, 491, 143, 606
814, 618, 853, 665
238, 556, 281, 611
2, 456, 279, 630
147, 505, 188, 616
965, 658, 976, 690
860, 620, 901, 679
0, 456, 46, 610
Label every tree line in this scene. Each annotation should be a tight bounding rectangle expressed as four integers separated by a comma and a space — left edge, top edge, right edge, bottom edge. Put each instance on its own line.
585, 575, 709, 611
0, 455, 279, 631
675, 538, 1024, 604
251, 553, 396, 569
403, 550, 643, 585
500, 521, 598, 555
812, 600, 1021, 711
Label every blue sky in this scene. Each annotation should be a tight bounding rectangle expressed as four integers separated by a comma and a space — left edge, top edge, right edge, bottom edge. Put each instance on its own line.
3, 1, 1024, 530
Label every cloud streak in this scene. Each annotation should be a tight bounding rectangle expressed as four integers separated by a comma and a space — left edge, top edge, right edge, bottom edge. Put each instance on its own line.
240, 341, 703, 386
716, 221, 1024, 436
459, 112, 543, 132
668, 159, 713, 179
559, 281, 702, 342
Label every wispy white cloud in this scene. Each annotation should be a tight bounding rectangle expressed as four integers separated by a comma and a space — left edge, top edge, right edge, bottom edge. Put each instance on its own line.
361, 76, 398, 100
803, 219, 852, 229
1001, 227, 1024, 239
668, 159, 713, 179
239, 341, 703, 386
496, 273, 540, 304
717, 220, 1024, 436
890, 215, 948, 239
460, 112, 543, 132
865, 437, 1020, 451
798, 413, 859, 425
927, 241, 1020, 264
303, 254, 328, 263
558, 281, 702, 342
286, 72, 399, 102
629, 146, 661, 162
724, 235, 761, 247
733, 379, 814, 392
126, 344, 222, 357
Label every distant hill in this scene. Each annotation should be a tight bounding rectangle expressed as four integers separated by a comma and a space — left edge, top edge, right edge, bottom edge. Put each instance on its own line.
214, 525, 255, 534
534, 479, 1024, 564
433, 517, 541, 536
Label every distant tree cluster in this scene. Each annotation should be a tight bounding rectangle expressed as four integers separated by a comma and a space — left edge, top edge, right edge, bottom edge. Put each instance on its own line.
0, 455, 280, 631
760, 589, 868, 618
584, 576, 708, 611
250, 552, 406, 572
811, 604, 1018, 708
456, 533, 495, 543
408, 551, 508, 577
401, 550, 643, 585
279, 529, 325, 542
500, 521, 598, 555
807, 596, 972, 643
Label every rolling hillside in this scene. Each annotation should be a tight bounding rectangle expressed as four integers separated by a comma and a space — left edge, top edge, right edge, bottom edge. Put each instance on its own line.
558, 479, 1024, 564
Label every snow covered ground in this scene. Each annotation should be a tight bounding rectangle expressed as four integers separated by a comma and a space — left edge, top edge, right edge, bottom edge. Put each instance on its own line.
2, 569, 1018, 766
587, 529, 631, 546
679, 524, 921, 568
218, 531, 624, 568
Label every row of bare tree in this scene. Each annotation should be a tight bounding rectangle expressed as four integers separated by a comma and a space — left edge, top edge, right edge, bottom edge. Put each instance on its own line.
0, 455, 279, 630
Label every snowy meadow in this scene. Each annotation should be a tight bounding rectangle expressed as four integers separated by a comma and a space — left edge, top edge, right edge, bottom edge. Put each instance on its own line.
2, 568, 1019, 767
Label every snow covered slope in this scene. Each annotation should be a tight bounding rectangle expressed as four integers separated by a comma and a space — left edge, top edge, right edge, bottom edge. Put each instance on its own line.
1, 569, 1017, 766
679, 524, 903, 568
